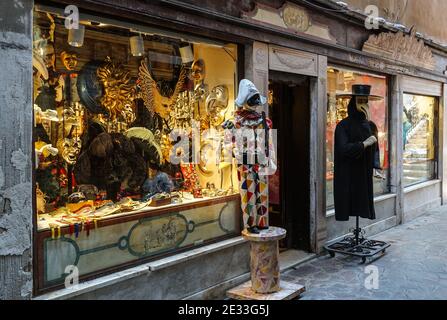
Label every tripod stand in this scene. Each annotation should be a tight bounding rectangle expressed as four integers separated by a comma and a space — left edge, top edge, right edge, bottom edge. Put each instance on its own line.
324, 215, 390, 263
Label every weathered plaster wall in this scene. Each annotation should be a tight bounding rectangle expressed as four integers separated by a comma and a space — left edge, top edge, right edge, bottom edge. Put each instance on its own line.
0, 0, 34, 300
345, 0, 447, 45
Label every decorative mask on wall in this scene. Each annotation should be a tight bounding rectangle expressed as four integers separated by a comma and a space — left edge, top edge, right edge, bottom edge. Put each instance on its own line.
97, 57, 136, 121
57, 136, 82, 165
191, 59, 206, 84
60, 51, 78, 71
43, 42, 56, 70
139, 59, 187, 119
206, 85, 229, 127
62, 104, 85, 137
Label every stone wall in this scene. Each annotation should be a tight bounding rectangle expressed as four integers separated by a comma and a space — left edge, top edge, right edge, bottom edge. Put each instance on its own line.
0, 0, 34, 300
345, 0, 447, 46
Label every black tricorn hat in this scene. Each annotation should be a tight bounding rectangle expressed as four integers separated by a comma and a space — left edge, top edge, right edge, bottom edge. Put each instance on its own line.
336, 84, 383, 101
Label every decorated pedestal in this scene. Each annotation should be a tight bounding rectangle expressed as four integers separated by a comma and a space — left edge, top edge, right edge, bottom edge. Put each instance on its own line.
227, 226, 305, 300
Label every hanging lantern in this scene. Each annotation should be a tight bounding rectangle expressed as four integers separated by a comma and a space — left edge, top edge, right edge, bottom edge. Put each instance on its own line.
130, 34, 145, 57
68, 25, 85, 47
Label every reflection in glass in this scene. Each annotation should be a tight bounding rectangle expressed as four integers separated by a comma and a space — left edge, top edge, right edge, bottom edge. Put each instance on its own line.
326, 67, 389, 210
402, 94, 437, 187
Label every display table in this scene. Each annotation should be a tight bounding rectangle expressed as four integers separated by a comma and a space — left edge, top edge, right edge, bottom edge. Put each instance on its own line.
227, 226, 305, 300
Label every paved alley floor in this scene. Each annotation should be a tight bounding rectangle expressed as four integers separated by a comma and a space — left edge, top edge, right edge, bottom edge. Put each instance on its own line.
284, 206, 447, 300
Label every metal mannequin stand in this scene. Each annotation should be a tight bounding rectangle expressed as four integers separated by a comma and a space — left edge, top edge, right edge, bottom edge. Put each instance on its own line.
324, 216, 390, 263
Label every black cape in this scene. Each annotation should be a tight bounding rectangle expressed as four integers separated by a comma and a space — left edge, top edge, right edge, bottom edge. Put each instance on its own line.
333, 100, 381, 221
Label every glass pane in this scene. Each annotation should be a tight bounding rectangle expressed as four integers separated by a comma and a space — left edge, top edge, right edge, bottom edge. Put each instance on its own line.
326, 67, 389, 210
32, 9, 240, 289
33, 11, 239, 226
403, 94, 437, 187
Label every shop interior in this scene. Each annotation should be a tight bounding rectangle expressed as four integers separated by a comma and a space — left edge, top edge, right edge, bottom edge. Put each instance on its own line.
268, 71, 311, 252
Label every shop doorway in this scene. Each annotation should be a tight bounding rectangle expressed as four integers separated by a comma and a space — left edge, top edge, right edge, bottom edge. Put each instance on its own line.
268, 71, 311, 252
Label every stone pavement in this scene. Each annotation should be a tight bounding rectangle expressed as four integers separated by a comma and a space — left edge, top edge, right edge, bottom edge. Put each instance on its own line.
283, 206, 447, 300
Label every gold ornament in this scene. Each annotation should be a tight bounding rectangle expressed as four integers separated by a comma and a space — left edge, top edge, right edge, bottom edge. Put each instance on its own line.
160, 132, 172, 164
36, 185, 46, 214
138, 59, 187, 119
97, 57, 136, 121
206, 85, 229, 128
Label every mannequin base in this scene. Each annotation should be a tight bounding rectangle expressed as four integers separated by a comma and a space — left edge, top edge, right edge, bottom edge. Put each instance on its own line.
324, 231, 390, 263
325, 216, 391, 263
227, 280, 305, 300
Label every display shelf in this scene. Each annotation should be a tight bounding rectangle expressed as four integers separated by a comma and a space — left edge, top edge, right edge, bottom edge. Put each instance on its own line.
37, 193, 241, 235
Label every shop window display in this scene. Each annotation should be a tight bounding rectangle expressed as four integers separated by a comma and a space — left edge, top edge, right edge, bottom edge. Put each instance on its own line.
33, 9, 240, 290
326, 67, 389, 210
402, 94, 437, 187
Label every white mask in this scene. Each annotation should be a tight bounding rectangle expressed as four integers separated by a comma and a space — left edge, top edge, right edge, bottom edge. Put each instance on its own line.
356, 97, 370, 120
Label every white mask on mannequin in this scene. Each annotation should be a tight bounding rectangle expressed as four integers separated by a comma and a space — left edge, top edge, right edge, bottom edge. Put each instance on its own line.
356, 97, 370, 120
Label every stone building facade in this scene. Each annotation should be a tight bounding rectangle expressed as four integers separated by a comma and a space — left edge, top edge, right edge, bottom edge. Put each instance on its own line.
1, 0, 447, 300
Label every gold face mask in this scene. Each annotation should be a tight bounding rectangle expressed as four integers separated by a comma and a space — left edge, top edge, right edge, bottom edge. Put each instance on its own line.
356, 97, 370, 120
60, 51, 78, 71
97, 57, 136, 122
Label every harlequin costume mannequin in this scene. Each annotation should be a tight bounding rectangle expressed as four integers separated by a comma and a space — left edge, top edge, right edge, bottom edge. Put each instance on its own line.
223, 79, 275, 234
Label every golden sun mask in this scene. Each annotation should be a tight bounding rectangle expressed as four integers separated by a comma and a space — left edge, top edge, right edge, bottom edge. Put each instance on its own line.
97, 57, 136, 121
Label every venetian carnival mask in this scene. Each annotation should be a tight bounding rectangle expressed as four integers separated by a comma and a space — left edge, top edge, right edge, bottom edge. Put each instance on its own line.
55, 75, 65, 102
60, 51, 78, 71
356, 96, 370, 120
43, 42, 56, 69
57, 136, 82, 165
62, 105, 84, 137
206, 85, 229, 127
191, 59, 206, 83
97, 57, 136, 121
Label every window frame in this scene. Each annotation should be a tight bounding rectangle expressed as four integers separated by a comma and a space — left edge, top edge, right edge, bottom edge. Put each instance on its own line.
32, 4, 245, 295
402, 92, 440, 188
325, 64, 392, 212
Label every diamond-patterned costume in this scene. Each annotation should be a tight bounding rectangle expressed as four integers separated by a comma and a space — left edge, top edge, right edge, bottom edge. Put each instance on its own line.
223, 79, 276, 229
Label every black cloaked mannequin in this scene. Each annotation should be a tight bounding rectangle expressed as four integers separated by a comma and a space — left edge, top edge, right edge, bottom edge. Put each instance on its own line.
333, 85, 382, 222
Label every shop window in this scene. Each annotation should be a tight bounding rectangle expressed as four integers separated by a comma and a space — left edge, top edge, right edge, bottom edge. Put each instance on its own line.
326, 67, 389, 210
402, 94, 438, 187
33, 8, 240, 291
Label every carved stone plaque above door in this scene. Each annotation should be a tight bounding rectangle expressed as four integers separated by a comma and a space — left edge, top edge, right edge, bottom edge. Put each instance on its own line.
269, 45, 318, 77
242, 2, 336, 43
362, 29, 436, 71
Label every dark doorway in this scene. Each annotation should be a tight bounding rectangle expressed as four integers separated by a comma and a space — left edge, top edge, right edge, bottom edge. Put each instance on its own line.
268, 71, 311, 251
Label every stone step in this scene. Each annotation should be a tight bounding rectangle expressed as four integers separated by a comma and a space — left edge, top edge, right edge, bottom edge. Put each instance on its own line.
404, 154, 428, 159
403, 170, 430, 178
403, 162, 430, 169
408, 138, 428, 144
405, 143, 427, 147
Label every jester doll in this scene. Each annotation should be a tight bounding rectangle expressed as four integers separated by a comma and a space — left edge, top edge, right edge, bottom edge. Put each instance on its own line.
223, 79, 276, 234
